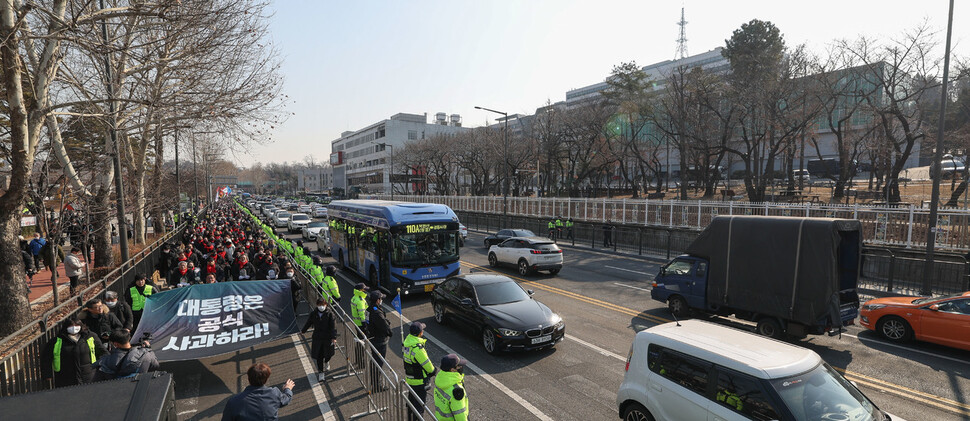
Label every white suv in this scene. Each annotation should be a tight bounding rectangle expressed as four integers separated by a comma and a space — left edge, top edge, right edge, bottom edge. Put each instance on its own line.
618, 320, 899, 421
487, 237, 562, 276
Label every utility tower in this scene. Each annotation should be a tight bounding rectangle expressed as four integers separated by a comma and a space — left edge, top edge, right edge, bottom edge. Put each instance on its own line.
675, 7, 688, 60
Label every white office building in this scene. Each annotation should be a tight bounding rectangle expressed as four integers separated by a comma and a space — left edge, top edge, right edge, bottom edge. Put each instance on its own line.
330, 112, 469, 194
295, 166, 333, 192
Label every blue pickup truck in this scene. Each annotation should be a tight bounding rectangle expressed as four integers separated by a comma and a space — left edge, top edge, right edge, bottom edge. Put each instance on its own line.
651, 216, 861, 339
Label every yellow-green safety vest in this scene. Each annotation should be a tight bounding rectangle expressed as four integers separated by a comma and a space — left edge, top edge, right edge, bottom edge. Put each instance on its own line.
434, 371, 469, 421
717, 390, 744, 411
53, 336, 96, 372
403, 334, 435, 386
130, 285, 153, 311
322, 275, 340, 300
351, 289, 367, 327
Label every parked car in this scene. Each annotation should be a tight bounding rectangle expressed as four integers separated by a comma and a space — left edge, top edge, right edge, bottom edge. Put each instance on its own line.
792, 168, 811, 183
431, 274, 564, 354
618, 319, 897, 421
859, 291, 970, 351
483, 229, 536, 248
488, 237, 563, 276
272, 210, 291, 228
287, 213, 311, 233
312, 206, 328, 218
302, 221, 328, 241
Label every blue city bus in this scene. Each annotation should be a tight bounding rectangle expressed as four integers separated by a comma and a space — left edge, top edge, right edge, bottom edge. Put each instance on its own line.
328, 200, 461, 296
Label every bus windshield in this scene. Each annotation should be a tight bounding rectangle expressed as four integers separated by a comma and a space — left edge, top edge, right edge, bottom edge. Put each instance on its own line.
392, 231, 459, 267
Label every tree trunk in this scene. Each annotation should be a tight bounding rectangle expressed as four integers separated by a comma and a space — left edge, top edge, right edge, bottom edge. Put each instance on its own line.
131, 165, 147, 244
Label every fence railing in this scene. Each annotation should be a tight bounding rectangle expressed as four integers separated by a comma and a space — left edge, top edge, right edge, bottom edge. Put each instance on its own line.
373, 195, 970, 252
0, 211, 199, 397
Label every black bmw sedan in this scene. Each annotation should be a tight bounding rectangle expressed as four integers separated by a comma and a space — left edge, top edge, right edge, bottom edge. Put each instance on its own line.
483, 229, 535, 248
431, 274, 565, 354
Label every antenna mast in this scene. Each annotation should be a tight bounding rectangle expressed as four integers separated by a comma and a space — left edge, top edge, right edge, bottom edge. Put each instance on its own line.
675, 7, 688, 60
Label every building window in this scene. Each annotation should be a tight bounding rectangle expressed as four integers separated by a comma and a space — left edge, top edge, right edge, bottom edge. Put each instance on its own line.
408, 130, 417, 140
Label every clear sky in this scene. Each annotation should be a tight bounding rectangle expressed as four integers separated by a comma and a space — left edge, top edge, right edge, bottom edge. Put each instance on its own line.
237, 0, 969, 167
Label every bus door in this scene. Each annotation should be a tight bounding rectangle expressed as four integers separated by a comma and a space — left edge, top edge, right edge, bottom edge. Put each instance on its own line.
377, 232, 391, 288
348, 226, 359, 270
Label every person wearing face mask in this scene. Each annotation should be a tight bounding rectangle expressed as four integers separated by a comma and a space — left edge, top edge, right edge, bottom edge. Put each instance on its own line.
103, 291, 133, 332
186, 262, 202, 285
259, 257, 281, 281
93, 329, 160, 381
168, 260, 191, 288
41, 316, 105, 387
434, 354, 469, 421
300, 298, 338, 382
203, 256, 225, 282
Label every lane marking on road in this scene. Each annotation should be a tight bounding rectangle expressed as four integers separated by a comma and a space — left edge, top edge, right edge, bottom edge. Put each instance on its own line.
843, 332, 970, 366
291, 334, 338, 421
837, 367, 970, 417
456, 261, 970, 417
605, 266, 654, 276
613, 282, 652, 292
566, 334, 626, 362
394, 312, 555, 421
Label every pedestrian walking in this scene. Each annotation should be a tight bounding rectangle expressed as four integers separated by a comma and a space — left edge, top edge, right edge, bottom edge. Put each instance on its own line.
29, 232, 47, 272
404, 322, 437, 421
301, 298, 338, 382
367, 290, 392, 391
434, 354, 469, 421
221, 363, 294, 421
79, 298, 123, 348
64, 246, 87, 294
565, 218, 574, 240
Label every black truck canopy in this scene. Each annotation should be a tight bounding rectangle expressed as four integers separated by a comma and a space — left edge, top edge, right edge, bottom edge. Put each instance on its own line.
685, 215, 862, 327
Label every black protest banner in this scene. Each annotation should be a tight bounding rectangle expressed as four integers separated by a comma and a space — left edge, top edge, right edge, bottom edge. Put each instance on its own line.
133, 280, 298, 361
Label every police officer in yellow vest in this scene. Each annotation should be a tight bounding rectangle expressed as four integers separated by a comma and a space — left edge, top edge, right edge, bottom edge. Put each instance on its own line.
41, 316, 105, 387
127, 273, 154, 329
322, 265, 341, 303
404, 322, 437, 421
717, 388, 744, 411
350, 283, 369, 337
434, 354, 469, 421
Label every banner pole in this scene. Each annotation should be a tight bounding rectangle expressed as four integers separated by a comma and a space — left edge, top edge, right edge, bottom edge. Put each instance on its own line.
398, 288, 404, 347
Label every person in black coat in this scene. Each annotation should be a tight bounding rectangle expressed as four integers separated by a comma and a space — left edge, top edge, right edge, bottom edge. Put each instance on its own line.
78, 298, 123, 348
103, 291, 134, 332
230, 254, 257, 281
366, 291, 392, 390
301, 298, 338, 382
41, 316, 105, 387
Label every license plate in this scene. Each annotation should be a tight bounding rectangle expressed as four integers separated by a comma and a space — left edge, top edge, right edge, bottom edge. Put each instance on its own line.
531, 335, 552, 344
424, 284, 435, 292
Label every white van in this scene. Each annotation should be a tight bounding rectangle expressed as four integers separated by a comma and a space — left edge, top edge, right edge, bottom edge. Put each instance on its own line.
617, 320, 898, 421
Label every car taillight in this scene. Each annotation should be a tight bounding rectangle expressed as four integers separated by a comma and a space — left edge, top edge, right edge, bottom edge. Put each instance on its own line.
531, 250, 542, 254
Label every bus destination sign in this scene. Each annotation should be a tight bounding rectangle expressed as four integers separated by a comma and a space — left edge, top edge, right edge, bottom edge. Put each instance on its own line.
405, 223, 449, 234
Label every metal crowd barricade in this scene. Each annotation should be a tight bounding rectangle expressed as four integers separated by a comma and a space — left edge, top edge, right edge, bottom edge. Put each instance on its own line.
285, 246, 438, 420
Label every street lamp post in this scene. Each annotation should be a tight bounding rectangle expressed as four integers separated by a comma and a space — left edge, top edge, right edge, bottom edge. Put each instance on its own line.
476, 106, 509, 224
371, 142, 394, 200
922, 0, 955, 296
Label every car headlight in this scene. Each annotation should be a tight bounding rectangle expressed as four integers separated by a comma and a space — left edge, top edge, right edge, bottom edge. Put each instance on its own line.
863, 304, 887, 311
497, 328, 521, 337
552, 315, 564, 330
